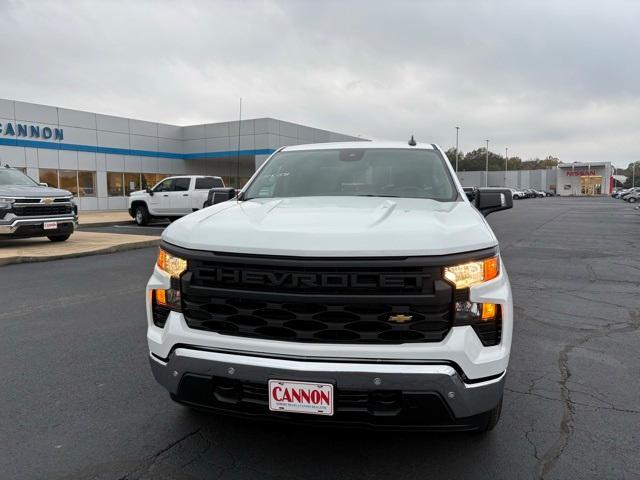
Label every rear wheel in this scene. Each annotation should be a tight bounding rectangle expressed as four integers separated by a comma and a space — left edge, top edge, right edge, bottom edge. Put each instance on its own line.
47, 234, 71, 242
134, 205, 150, 225
629, 197, 637, 203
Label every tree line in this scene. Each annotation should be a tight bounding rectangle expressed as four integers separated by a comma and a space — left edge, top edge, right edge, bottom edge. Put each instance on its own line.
444, 148, 559, 171
616, 162, 640, 188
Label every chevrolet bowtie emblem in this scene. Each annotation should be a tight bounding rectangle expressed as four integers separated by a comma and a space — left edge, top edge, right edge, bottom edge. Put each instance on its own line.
388, 314, 413, 324
43, 197, 54, 204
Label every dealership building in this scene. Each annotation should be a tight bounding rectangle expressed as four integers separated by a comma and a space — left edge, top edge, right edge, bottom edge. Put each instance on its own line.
555, 162, 614, 196
457, 162, 614, 196
0, 98, 361, 211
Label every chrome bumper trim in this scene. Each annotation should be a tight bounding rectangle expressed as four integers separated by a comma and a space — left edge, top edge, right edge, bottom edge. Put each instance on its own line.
0, 216, 77, 234
150, 348, 506, 418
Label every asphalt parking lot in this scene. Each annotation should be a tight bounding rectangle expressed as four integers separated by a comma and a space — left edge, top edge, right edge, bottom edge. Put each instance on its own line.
1, 197, 639, 480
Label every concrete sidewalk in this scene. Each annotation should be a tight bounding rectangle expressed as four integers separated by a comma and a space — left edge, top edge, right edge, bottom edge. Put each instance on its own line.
0, 231, 159, 266
78, 210, 134, 227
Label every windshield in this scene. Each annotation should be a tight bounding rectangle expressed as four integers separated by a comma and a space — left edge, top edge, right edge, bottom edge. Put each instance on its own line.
243, 148, 457, 201
0, 169, 38, 186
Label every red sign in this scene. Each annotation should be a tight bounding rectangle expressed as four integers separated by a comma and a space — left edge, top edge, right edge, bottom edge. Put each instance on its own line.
566, 170, 596, 177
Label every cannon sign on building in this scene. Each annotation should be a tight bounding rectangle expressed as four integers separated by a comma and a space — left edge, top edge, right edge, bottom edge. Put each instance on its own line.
0, 98, 362, 211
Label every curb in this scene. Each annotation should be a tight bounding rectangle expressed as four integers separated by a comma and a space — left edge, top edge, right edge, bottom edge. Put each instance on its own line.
0, 237, 160, 267
79, 220, 136, 228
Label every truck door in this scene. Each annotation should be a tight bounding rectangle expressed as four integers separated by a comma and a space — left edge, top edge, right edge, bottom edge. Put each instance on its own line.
151, 178, 175, 215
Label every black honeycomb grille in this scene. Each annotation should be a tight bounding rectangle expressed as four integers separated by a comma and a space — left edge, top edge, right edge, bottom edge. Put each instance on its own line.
179, 255, 454, 344
13, 204, 73, 216
182, 295, 452, 343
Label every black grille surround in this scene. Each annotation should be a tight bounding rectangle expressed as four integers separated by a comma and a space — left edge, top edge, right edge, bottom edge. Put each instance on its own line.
13, 204, 73, 216
164, 241, 498, 345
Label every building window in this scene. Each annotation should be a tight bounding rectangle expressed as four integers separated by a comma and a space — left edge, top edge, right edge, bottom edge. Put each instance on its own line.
107, 172, 124, 196
142, 173, 156, 190
59, 170, 79, 196
78, 171, 96, 197
124, 173, 141, 196
39, 169, 59, 188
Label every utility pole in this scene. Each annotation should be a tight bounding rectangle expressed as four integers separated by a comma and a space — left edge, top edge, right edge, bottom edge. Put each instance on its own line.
455, 126, 460, 172
485, 139, 489, 187
235, 98, 242, 189
634, 162, 637, 188
505, 147, 508, 188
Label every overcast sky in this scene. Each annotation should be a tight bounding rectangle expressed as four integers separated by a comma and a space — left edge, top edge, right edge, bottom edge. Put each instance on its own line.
0, 0, 638, 167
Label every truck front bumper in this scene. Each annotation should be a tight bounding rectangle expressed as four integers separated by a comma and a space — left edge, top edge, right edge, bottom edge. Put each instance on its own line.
0, 215, 77, 236
150, 347, 505, 429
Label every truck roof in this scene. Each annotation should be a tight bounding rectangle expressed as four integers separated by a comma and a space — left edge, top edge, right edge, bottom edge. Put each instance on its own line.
282, 141, 437, 152
163, 175, 222, 179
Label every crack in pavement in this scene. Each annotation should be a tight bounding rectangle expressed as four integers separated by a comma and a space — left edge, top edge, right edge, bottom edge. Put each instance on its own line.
505, 387, 640, 414
118, 428, 202, 480
533, 309, 640, 479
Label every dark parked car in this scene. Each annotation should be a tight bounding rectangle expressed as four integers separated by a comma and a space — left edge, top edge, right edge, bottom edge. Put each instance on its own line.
0, 166, 77, 241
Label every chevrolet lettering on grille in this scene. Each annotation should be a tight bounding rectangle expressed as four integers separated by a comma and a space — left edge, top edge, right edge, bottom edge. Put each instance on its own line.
210, 268, 431, 289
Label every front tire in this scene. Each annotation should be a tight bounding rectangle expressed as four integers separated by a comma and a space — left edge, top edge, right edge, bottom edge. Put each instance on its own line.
134, 205, 150, 226
629, 197, 637, 203
47, 234, 71, 242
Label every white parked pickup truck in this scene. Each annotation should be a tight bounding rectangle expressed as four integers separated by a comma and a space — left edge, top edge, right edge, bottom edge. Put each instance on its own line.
128, 175, 224, 225
146, 141, 514, 431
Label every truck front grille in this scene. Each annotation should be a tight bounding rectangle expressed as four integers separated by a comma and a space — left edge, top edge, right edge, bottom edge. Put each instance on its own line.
13, 204, 73, 216
182, 295, 451, 343
179, 253, 455, 344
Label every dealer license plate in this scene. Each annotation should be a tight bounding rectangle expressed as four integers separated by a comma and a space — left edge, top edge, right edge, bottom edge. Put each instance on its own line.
43, 222, 58, 230
268, 380, 334, 416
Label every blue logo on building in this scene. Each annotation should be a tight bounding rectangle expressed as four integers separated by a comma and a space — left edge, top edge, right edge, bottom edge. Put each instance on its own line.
0, 122, 63, 140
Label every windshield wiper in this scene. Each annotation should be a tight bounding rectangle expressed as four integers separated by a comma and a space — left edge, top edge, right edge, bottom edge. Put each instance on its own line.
354, 194, 400, 198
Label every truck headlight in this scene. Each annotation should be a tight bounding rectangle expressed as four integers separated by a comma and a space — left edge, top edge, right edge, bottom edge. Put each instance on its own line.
0, 197, 15, 209
444, 256, 499, 289
156, 248, 187, 278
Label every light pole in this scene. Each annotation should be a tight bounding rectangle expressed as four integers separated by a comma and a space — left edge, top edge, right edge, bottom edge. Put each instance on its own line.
455, 126, 460, 172
634, 162, 637, 188
505, 147, 508, 187
485, 139, 489, 187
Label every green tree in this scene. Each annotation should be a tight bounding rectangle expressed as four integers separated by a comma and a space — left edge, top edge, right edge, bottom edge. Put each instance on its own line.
454, 146, 559, 171
444, 148, 463, 168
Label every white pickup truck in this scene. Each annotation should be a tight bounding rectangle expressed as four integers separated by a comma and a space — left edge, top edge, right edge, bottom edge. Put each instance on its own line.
128, 175, 224, 225
146, 141, 514, 432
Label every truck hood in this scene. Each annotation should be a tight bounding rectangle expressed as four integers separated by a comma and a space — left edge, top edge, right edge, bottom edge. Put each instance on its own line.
0, 185, 73, 198
163, 196, 497, 257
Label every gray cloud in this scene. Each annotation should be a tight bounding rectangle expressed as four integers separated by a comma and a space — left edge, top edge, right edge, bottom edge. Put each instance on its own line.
1, 0, 638, 166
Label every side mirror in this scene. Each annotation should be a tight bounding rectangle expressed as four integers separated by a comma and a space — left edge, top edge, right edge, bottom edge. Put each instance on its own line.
38, 182, 48, 187
474, 188, 513, 216
463, 188, 476, 202
146, 188, 154, 196
205, 187, 237, 207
